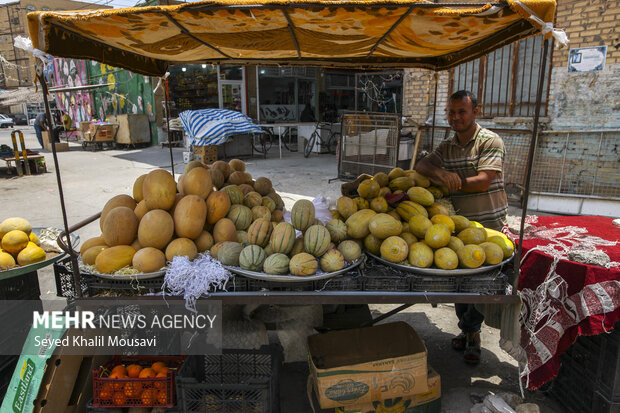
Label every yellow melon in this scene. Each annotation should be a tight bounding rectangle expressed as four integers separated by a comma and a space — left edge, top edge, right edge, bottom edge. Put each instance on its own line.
195, 231, 214, 253
174, 195, 207, 239
184, 160, 204, 175
183, 167, 213, 200
17, 245, 46, 266
346, 209, 377, 239
486, 236, 515, 259
400, 232, 418, 246
143, 170, 177, 210
354, 197, 369, 211
457, 228, 487, 245
408, 242, 434, 268
434, 247, 458, 270
320, 249, 345, 273
368, 213, 402, 239
457, 245, 486, 268
138, 209, 174, 250
378, 187, 392, 197
0, 252, 16, 270
80, 236, 107, 255
479, 242, 504, 265
100, 194, 137, 230
133, 247, 167, 273
412, 171, 431, 188
1, 230, 29, 255
387, 167, 405, 180
165, 238, 198, 261
28, 232, 40, 246
408, 215, 432, 239
447, 236, 465, 252
406, 187, 434, 206
451, 215, 471, 233
213, 218, 238, 243
370, 197, 388, 213
380, 236, 408, 263
373, 172, 389, 187
430, 215, 455, 233
358, 179, 380, 199
336, 197, 357, 220
95, 245, 136, 274
134, 200, 150, 221
426, 186, 443, 200
0, 217, 31, 238
102, 206, 139, 247
426, 203, 450, 218
82, 245, 108, 266
424, 224, 451, 249
363, 234, 382, 256
133, 174, 147, 202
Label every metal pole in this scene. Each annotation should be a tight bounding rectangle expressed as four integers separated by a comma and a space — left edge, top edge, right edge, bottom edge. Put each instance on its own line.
514, 38, 550, 277
38, 72, 83, 298
430, 72, 438, 149
164, 77, 175, 175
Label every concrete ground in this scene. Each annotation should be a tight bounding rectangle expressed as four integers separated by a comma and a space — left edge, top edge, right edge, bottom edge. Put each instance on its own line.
0, 127, 562, 412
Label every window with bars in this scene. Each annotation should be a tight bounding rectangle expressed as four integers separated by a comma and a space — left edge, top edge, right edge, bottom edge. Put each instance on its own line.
450, 35, 552, 118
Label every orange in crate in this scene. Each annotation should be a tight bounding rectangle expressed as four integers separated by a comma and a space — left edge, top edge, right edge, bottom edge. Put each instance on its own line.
99, 383, 114, 400
151, 361, 166, 373
154, 371, 167, 389
110, 365, 127, 376
139, 368, 156, 378
109, 372, 128, 390
127, 364, 143, 378
112, 392, 127, 406
141, 389, 158, 405
124, 381, 142, 398
157, 389, 169, 405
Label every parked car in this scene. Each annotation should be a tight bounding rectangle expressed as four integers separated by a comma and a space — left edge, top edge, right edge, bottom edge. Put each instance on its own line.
0, 114, 15, 128
8, 113, 27, 125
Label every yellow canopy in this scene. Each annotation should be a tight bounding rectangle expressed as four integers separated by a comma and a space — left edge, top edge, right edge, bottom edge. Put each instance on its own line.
28, 0, 556, 77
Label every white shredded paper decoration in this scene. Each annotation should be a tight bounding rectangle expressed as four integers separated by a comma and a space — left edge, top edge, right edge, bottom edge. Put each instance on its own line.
162, 253, 232, 312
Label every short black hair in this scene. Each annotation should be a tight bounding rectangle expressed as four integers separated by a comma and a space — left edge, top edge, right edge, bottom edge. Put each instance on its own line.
450, 90, 478, 108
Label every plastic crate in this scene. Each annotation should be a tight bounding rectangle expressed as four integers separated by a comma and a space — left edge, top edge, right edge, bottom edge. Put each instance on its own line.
92, 355, 185, 408
459, 273, 508, 294
315, 274, 364, 291
176, 344, 282, 413
87, 400, 181, 412
363, 273, 411, 292
410, 274, 457, 292
244, 278, 315, 292
551, 361, 595, 413
593, 392, 620, 413
0, 270, 41, 300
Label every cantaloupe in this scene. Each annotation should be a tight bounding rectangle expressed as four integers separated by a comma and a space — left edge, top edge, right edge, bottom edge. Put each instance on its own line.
254, 177, 272, 196
174, 195, 207, 239
133, 174, 146, 202
239, 245, 266, 271
222, 185, 244, 205
213, 218, 238, 243
337, 240, 362, 262
251, 206, 271, 222
102, 206, 139, 247
100, 194, 137, 230
227, 205, 253, 231
243, 192, 263, 209
270, 222, 296, 255
261, 196, 276, 213
228, 159, 246, 172
212, 160, 232, 180
247, 218, 272, 248
291, 199, 315, 232
216, 242, 243, 266
95, 245, 136, 274
132, 247, 166, 273
143, 170, 176, 210
326, 219, 348, 243
304, 225, 331, 257
320, 249, 345, 272
165, 238, 198, 261
0, 217, 31, 238
138, 209, 174, 250
289, 253, 318, 276
289, 236, 305, 257
183, 167, 213, 199
263, 253, 290, 275
206, 191, 231, 225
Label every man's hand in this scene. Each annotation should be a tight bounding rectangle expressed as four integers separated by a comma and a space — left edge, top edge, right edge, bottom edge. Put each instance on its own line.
435, 169, 462, 191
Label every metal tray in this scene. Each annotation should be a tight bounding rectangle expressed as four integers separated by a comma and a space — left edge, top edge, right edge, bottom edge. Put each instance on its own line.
226, 255, 365, 282
0, 227, 79, 280
366, 252, 513, 276
80, 261, 166, 281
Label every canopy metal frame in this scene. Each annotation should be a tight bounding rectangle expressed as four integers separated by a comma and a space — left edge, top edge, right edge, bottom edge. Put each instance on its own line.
34, 1, 553, 301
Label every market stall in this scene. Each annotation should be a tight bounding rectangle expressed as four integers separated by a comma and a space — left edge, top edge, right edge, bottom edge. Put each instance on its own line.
19, 0, 603, 407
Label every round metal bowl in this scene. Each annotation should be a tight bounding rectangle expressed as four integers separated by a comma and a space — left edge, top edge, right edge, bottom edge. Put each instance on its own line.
225, 255, 365, 282
0, 227, 80, 280
366, 252, 513, 276
80, 259, 166, 281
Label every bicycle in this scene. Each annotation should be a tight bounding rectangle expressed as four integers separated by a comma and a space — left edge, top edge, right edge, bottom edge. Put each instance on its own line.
252, 129, 274, 156
303, 122, 340, 158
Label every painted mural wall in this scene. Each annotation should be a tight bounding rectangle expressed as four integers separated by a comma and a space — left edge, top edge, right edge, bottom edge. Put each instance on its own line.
52, 58, 94, 124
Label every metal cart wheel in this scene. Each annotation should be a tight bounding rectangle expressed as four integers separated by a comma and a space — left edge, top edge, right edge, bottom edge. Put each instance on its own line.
304, 131, 317, 158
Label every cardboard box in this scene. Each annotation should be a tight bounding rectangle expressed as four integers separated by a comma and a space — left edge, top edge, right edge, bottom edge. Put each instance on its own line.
308, 322, 428, 409
335, 366, 441, 413
193, 145, 218, 165
41, 132, 69, 152
86, 124, 114, 142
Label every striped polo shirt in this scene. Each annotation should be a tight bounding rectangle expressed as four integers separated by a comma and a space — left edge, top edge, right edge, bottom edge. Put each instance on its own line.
429, 124, 508, 230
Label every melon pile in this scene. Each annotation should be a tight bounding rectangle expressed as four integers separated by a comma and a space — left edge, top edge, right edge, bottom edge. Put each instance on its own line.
213, 197, 362, 276
334, 168, 515, 270
0, 218, 46, 270
81, 158, 289, 274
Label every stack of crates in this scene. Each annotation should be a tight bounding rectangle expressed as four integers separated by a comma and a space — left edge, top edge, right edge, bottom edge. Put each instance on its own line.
551, 322, 620, 413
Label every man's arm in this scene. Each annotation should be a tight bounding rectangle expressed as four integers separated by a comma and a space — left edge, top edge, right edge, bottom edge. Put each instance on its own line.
460, 170, 496, 193
415, 156, 462, 191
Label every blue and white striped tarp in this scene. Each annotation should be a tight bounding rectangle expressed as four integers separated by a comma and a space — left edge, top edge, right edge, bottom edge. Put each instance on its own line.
179, 109, 263, 146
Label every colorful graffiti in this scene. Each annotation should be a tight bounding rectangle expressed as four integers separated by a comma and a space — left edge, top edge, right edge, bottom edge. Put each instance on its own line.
52, 58, 94, 126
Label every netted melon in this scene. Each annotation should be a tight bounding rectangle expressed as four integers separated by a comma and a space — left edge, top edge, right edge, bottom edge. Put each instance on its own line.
408, 242, 434, 268
457, 244, 486, 268
380, 236, 408, 263
247, 218, 273, 248
263, 253, 290, 275
338, 240, 362, 262
289, 253, 318, 276
272, 210, 284, 223
210, 168, 225, 190
211, 160, 232, 180
236, 230, 249, 245
216, 241, 243, 266
261, 196, 276, 213
326, 219, 348, 243
434, 247, 458, 270
244, 192, 263, 209
320, 249, 345, 273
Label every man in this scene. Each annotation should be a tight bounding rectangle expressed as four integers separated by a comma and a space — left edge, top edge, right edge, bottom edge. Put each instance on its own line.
415, 90, 508, 364
34, 111, 47, 149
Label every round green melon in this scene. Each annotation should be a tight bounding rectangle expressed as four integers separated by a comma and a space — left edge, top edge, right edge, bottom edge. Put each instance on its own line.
222, 185, 244, 205
263, 253, 290, 275
217, 242, 243, 266
270, 222, 296, 255
239, 245, 267, 271
304, 225, 331, 257
326, 219, 348, 243
291, 199, 315, 232
227, 204, 253, 230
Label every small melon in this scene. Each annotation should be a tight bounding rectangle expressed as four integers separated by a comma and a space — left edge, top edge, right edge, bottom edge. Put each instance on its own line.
82, 245, 108, 266
254, 177, 273, 196
229, 171, 251, 186
412, 171, 431, 187
239, 245, 267, 271
447, 236, 465, 252
134, 200, 150, 221
211, 160, 232, 180
213, 218, 238, 243
271, 210, 284, 223
380, 236, 408, 263
289, 253, 318, 276
289, 236, 305, 257
0, 252, 16, 270
451, 215, 471, 233
247, 218, 273, 248
424, 224, 451, 249
184, 167, 213, 199
210, 242, 224, 260
1, 230, 29, 255
408, 215, 433, 240
326, 219, 348, 243
354, 197, 370, 211
357, 179, 380, 199
368, 213, 402, 240
80, 236, 107, 255
363, 234, 382, 256
195, 231, 214, 253
95, 245, 136, 274
427, 186, 443, 199
16, 245, 46, 266
143, 170, 177, 210
291, 199, 315, 232
228, 205, 253, 230
184, 160, 204, 175
430, 215, 455, 233
320, 249, 345, 273
427, 203, 450, 218
0, 217, 32, 238
236, 230, 249, 245
479, 242, 504, 265
133, 174, 147, 202
229, 158, 246, 172
262, 196, 276, 213
132, 247, 166, 273
336, 197, 357, 220
370, 197, 389, 213
345, 209, 377, 239
238, 184, 254, 195
28, 232, 40, 246
206, 191, 232, 225
252, 206, 271, 222
406, 187, 434, 206
263, 253, 290, 275
304, 225, 331, 257
434, 247, 458, 270
244, 192, 263, 209
457, 244, 486, 268
378, 187, 392, 197
102, 207, 139, 247
210, 168, 226, 190
408, 242, 434, 268
387, 167, 405, 180
131, 239, 142, 251
373, 172, 389, 187
389, 176, 414, 192
165, 238, 198, 261
400, 232, 418, 246
173, 195, 207, 239
337, 240, 362, 262
457, 228, 487, 245
216, 242, 244, 266
138, 209, 174, 250
270, 222, 296, 255
221, 185, 244, 205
